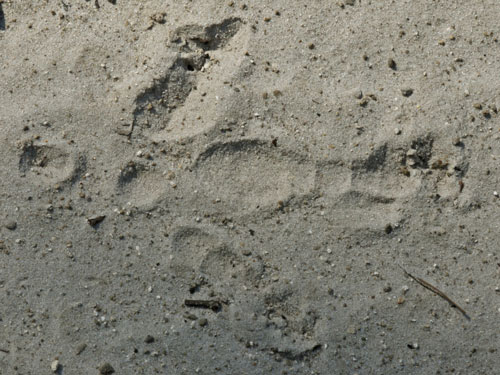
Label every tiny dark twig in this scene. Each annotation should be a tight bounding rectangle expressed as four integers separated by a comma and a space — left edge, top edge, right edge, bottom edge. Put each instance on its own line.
399, 265, 470, 320
184, 299, 221, 312
0, 348, 9, 353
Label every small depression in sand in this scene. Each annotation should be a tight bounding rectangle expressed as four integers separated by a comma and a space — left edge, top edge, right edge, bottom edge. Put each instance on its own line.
18, 141, 85, 186
168, 226, 264, 289
132, 17, 249, 142
116, 161, 168, 207
187, 140, 316, 212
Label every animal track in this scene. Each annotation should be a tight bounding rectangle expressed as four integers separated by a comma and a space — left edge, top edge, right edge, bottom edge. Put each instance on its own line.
185, 140, 316, 212
168, 225, 321, 359
116, 161, 167, 207
170, 17, 242, 52
168, 226, 264, 290
18, 141, 85, 185
229, 281, 324, 360
132, 18, 247, 140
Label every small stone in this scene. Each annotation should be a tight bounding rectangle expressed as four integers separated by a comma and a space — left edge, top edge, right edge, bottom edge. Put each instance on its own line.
494, 191, 498, 197
384, 224, 393, 234
473, 103, 482, 110
397, 296, 405, 304
199, 318, 208, 327
401, 88, 414, 97
388, 58, 397, 70
75, 343, 87, 355
394, 128, 401, 135
383, 285, 392, 293
5, 221, 17, 230
51, 360, 60, 373
359, 97, 369, 107
144, 335, 155, 343
99, 363, 115, 375
308, 43, 315, 50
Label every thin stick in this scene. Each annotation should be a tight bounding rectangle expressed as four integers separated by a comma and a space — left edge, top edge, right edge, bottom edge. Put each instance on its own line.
0, 348, 9, 353
399, 265, 470, 321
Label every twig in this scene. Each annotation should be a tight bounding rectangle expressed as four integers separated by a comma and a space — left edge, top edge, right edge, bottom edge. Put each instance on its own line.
0, 348, 9, 353
399, 265, 470, 321
184, 299, 221, 312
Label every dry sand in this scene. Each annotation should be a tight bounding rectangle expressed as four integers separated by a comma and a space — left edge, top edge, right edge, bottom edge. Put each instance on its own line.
1, 1, 500, 374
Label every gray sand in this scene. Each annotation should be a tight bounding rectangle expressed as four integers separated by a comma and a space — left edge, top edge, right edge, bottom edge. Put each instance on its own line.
1, 1, 499, 374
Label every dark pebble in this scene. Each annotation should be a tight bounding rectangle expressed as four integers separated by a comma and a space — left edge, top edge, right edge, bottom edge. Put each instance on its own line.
144, 335, 155, 344
5, 221, 17, 230
401, 88, 414, 97
99, 363, 115, 375
388, 58, 397, 70
384, 224, 393, 234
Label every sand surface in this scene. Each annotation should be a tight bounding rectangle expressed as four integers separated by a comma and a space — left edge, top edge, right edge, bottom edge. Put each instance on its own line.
1, 1, 500, 374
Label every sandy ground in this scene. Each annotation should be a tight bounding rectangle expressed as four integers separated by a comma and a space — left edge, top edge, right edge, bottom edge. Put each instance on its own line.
1, 1, 500, 374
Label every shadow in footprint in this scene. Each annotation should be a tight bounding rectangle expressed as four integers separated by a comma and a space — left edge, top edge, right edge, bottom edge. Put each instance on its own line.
18, 141, 85, 185
132, 17, 246, 140
0, 3, 5, 31
171, 17, 242, 52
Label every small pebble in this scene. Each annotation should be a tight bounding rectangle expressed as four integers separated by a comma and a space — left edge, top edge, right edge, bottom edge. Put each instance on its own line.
401, 88, 414, 97
388, 58, 397, 70
5, 221, 17, 230
51, 360, 60, 373
144, 335, 155, 343
99, 363, 115, 375
199, 318, 208, 327
494, 191, 498, 197
75, 343, 87, 355
383, 285, 392, 293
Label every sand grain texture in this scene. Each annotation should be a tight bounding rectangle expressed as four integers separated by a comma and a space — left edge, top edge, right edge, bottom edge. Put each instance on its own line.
1, 1, 500, 374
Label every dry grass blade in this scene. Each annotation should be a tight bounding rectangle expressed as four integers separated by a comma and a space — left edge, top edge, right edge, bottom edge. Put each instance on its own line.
399, 265, 471, 321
